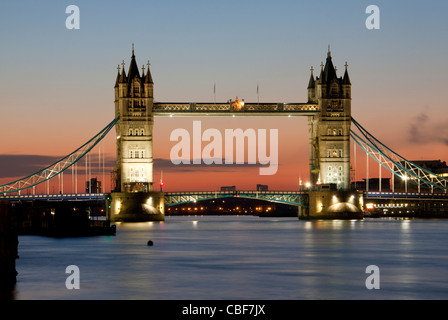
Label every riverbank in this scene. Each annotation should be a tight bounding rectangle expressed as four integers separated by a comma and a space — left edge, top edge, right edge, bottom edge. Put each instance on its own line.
0, 201, 18, 300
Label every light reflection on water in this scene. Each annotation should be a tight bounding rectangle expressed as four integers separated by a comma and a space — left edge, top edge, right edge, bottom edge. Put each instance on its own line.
14, 216, 448, 299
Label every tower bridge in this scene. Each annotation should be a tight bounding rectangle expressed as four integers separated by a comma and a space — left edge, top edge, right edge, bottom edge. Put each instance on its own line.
2, 47, 448, 221
108, 46, 357, 221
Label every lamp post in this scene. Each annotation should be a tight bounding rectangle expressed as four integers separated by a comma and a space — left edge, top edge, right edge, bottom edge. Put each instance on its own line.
402, 175, 408, 193
160, 170, 164, 192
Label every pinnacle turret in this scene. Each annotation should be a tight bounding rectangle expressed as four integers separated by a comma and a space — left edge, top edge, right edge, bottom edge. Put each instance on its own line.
119, 60, 127, 83
307, 66, 315, 89
114, 65, 120, 88
144, 60, 153, 84
343, 62, 351, 85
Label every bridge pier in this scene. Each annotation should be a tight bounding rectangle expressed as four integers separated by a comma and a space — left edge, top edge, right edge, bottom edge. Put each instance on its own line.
299, 190, 364, 220
108, 192, 165, 222
0, 201, 18, 299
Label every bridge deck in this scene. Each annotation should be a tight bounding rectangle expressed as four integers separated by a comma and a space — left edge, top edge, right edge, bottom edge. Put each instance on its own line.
0, 193, 108, 201
3, 191, 448, 203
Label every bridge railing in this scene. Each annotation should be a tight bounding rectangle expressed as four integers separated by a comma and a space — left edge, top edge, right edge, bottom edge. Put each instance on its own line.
164, 190, 307, 206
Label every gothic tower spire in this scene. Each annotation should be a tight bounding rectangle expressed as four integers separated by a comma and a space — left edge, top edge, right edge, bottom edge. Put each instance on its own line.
127, 44, 140, 83
323, 46, 337, 83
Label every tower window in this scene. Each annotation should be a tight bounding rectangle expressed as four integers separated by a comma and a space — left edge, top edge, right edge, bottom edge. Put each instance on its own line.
129, 151, 134, 158
331, 84, 339, 95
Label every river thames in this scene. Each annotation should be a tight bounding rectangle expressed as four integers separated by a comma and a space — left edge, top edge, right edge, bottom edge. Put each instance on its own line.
13, 216, 448, 300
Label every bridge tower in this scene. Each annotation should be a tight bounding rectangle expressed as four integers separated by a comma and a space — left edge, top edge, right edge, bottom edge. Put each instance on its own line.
302, 47, 363, 219
109, 46, 164, 222
308, 47, 352, 191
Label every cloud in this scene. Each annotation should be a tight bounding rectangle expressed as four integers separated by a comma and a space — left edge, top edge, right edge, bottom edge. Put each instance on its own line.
0, 155, 61, 179
0, 154, 117, 180
408, 108, 448, 145
0, 154, 278, 182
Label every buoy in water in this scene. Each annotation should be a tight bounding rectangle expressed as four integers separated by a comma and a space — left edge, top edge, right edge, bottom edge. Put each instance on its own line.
147, 240, 154, 246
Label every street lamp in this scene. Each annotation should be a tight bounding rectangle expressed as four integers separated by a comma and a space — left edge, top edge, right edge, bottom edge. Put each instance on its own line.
402, 175, 408, 192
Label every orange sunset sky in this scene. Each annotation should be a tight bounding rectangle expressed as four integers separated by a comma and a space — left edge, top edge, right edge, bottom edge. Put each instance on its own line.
1, 1, 448, 193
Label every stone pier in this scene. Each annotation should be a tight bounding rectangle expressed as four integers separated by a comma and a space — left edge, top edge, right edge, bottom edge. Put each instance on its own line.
108, 192, 165, 222
0, 201, 18, 299
299, 189, 364, 220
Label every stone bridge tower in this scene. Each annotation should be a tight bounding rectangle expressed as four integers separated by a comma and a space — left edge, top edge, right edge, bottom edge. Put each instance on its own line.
114, 45, 154, 193
307, 47, 352, 191
302, 47, 363, 220
109, 46, 164, 222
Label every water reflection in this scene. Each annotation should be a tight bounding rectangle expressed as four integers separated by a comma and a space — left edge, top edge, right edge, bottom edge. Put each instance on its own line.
304, 219, 363, 230
14, 216, 448, 299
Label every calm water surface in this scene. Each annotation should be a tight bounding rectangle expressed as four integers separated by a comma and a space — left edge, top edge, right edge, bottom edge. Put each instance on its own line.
14, 216, 448, 299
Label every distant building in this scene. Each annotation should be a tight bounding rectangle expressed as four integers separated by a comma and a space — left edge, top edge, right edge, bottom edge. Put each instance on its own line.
221, 186, 236, 191
256, 184, 268, 191
86, 178, 102, 193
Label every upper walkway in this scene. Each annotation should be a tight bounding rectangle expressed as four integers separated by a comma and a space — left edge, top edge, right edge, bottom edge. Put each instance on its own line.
153, 102, 319, 116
